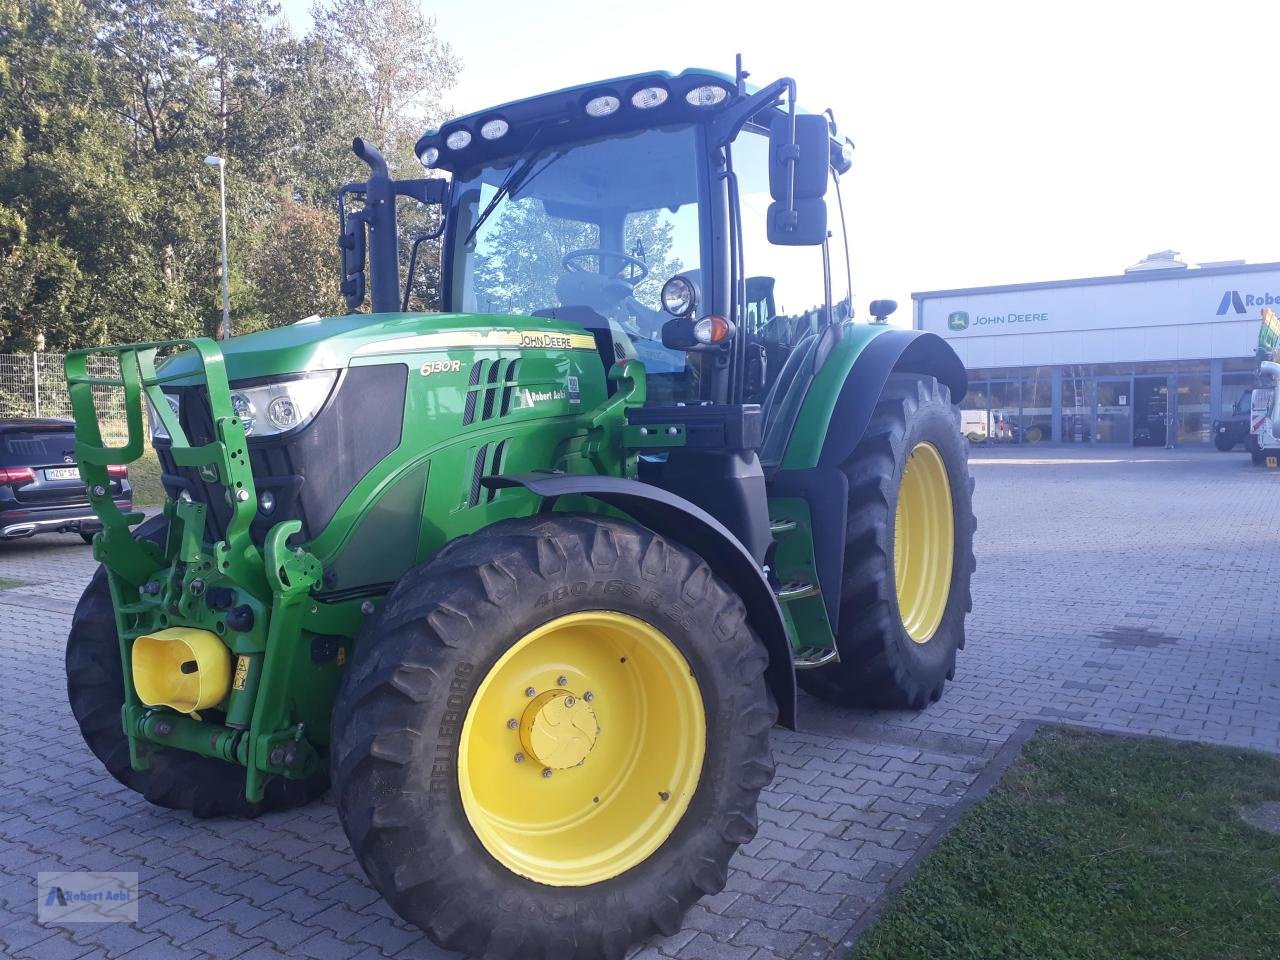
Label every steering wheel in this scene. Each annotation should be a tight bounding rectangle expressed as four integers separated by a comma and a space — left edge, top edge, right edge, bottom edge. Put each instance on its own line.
562, 248, 649, 287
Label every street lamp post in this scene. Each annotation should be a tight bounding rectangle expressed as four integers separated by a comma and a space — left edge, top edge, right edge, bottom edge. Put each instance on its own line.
204, 155, 231, 340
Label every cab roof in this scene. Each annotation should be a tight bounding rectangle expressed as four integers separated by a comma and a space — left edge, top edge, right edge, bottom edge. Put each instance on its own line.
415, 68, 742, 173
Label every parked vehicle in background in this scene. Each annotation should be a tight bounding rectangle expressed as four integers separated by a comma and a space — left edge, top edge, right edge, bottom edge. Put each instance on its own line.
1251, 308, 1280, 467
1251, 383, 1278, 466
0, 418, 131, 542
961, 409, 989, 443
1213, 389, 1253, 451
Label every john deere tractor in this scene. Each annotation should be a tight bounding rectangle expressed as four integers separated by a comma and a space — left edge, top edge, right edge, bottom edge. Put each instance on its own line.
65, 65, 974, 959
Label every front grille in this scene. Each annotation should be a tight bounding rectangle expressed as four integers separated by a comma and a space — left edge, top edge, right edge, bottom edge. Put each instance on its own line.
156, 364, 407, 545
464, 358, 522, 426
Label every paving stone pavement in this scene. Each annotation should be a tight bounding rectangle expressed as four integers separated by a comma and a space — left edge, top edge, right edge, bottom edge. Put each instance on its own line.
1, 448, 1277, 960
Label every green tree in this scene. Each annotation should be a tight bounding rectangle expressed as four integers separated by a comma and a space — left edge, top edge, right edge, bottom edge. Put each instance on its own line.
310, 0, 460, 169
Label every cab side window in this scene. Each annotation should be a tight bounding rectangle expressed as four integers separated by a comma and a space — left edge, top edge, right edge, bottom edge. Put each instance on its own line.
732, 128, 828, 355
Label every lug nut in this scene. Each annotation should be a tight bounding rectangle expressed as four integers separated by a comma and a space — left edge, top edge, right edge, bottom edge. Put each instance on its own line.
563, 696, 576, 708
514, 753, 525, 763
583, 691, 594, 702
542, 768, 553, 779
506, 719, 518, 730
525, 686, 536, 697
557, 675, 568, 686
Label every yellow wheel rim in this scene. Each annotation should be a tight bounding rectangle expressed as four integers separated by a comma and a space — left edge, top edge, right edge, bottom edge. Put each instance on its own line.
893, 442, 955, 643
457, 611, 705, 886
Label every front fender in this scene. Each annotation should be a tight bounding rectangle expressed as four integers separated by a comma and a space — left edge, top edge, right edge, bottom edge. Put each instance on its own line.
781, 326, 967, 471
484, 472, 797, 729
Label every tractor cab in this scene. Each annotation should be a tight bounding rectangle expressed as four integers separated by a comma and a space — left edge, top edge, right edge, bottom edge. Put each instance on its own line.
342, 68, 860, 467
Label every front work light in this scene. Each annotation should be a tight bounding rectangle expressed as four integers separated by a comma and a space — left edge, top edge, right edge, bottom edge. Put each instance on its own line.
661, 276, 698, 317
445, 129, 472, 150
585, 95, 621, 117
480, 118, 509, 140
420, 146, 440, 167
631, 86, 669, 109
685, 84, 729, 107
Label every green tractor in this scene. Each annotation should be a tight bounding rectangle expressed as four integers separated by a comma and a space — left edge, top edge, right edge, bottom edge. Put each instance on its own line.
65, 65, 975, 959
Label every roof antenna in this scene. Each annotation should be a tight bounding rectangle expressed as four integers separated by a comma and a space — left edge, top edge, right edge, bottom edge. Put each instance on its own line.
735, 53, 749, 95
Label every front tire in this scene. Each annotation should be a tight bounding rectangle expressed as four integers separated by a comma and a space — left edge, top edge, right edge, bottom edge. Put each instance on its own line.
799, 373, 976, 709
66, 516, 328, 817
330, 514, 775, 960
1214, 432, 1236, 452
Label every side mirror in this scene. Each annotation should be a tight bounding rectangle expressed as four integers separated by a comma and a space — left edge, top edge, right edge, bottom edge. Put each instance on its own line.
767, 113, 829, 246
869, 299, 897, 323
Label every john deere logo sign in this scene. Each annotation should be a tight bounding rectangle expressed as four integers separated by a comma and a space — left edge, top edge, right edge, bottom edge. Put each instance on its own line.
944, 309, 1048, 331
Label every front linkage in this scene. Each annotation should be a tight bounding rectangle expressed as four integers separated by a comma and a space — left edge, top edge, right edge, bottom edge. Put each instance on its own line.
66, 340, 339, 803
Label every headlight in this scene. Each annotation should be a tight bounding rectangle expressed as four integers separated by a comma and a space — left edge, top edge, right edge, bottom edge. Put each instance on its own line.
661, 276, 698, 317
228, 371, 337, 438
148, 392, 181, 440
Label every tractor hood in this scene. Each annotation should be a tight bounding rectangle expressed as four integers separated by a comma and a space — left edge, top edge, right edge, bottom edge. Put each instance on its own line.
159, 312, 591, 384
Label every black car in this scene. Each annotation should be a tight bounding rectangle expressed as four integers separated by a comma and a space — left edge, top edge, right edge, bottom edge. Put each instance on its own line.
1212, 389, 1253, 452
1, 418, 131, 542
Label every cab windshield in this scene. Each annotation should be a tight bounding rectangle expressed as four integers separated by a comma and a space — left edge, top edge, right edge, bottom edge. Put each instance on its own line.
446, 125, 704, 403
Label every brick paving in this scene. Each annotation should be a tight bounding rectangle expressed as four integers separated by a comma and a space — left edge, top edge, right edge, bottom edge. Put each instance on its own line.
1, 448, 1277, 960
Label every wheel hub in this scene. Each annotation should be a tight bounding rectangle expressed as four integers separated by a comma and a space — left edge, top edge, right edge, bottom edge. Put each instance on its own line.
519, 690, 599, 769
894, 441, 955, 643
458, 611, 705, 886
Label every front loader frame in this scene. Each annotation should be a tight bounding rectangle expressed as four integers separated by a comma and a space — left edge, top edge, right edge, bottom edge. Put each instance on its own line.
66, 340, 342, 802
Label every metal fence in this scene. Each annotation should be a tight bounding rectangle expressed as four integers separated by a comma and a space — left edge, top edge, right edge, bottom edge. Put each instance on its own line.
0, 353, 136, 441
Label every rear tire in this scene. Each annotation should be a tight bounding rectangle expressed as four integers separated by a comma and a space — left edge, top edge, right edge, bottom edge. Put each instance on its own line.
330, 513, 775, 960
66, 516, 328, 817
799, 373, 975, 709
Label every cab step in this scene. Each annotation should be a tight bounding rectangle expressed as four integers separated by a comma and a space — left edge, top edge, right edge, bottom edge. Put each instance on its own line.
792, 646, 839, 669
769, 517, 797, 534
775, 580, 820, 602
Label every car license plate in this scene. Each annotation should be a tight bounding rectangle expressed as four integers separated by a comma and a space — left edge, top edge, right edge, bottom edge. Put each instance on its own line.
45, 467, 80, 481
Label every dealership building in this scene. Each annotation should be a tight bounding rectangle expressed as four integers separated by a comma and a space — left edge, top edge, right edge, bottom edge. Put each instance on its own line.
912, 251, 1277, 446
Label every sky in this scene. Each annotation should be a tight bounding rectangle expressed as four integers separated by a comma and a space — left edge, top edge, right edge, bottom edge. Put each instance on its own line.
280, 0, 1279, 326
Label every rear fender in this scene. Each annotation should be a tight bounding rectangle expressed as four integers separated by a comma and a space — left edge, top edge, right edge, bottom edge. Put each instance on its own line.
484, 472, 797, 729
781, 327, 967, 471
